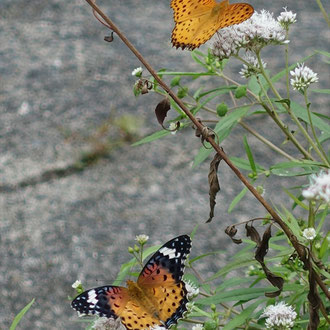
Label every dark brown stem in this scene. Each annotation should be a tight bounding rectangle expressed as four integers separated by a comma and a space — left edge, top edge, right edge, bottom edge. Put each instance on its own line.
84, 0, 329, 300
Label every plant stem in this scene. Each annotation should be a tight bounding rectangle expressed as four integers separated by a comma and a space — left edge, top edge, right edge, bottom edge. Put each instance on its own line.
284, 31, 290, 100
256, 53, 329, 165
83, 0, 330, 300
239, 121, 297, 161
304, 89, 329, 165
315, 0, 330, 27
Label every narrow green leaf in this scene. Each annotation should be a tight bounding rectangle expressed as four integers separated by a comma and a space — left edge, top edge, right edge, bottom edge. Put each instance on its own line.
316, 205, 328, 233
198, 86, 236, 98
230, 157, 266, 172
270, 160, 322, 177
196, 288, 274, 305
189, 251, 224, 264
290, 101, 330, 133
228, 187, 248, 213
311, 88, 330, 94
215, 277, 252, 292
132, 130, 171, 146
243, 136, 257, 174
319, 231, 329, 259
315, 50, 330, 58
10, 299, 35, 330
283, 188, 309, 210
223, 299, 264, 330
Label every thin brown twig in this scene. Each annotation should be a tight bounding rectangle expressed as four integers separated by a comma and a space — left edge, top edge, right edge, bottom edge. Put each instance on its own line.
83, 0, 329, 300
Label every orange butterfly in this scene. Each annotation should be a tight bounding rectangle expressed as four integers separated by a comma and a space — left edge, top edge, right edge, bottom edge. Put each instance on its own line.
72, 235, 192, 329
171, 0, 254, 50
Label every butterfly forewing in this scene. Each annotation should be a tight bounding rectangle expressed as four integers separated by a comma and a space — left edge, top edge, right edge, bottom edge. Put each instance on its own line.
137, 235, 192, 287
71, 285, 129, 318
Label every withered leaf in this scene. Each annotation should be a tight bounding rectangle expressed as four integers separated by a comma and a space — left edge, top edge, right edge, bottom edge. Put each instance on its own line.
246, 223, 261, 245
225, 225, 242, 244
155, 98, 171, 127
104, 32, 114, 42
255, 225, 271, 263
249, 224, 284, 297
206, 153, 222, 223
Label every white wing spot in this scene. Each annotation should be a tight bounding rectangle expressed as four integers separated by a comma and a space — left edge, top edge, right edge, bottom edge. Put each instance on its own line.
87, 290, 98, 308
159, 247, 180, 259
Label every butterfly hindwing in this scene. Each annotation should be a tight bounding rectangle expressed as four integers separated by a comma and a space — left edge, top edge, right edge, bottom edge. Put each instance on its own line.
137, 235, 192, 287
71, 285, 129, 318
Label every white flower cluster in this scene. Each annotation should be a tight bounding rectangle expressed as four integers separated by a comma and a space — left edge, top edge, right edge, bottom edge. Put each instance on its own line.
213, 10, 290, 59
192, 325, 204, 330
184, 280, 199, 299
239, 53, 267, 79
71, 280, 82, 289
302, 228, 317, 241
302, 170, 330, 203
135, 234, 149, 244
92, 317, 126, 330
131, 67, 143, 77
290, 63, 318, 91
277, 7, 297, 28
261, 302, 297, 329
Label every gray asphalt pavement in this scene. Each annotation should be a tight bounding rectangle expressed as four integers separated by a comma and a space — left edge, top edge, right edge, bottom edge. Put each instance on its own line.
0, 0, 329, 329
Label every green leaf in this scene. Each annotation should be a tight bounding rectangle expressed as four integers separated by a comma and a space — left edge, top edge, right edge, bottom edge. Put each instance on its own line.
311, 88, 330, 94
243, 136, 257, 174
290, 101, 330, 133
315, 50, 330, 58
270, 160, 323, 177
132, 129, 171, 146
223, 299, 265, 330
319, 231, 329, 259
283, 188, 309, 210
228, 187, 248, 213
230, 157, 266, 172
215, 277, 252, 292
193, 106, 250, 167
10, 299, 35, 330
196, 288, 275, 305
190, 251, 224, 264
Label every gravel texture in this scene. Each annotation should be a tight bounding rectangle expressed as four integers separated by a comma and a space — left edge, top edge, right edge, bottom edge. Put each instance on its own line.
0, 0, 329, 329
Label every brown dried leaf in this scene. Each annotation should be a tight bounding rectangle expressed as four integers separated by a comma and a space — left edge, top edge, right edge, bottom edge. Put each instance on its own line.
225, 225, 242, 244
255, 225, 271, 263
104, 32, 114, 42
249, 224, 284, 297
245, 223, 261, 245
206, 153, 222, 223
155, 98, 171, 127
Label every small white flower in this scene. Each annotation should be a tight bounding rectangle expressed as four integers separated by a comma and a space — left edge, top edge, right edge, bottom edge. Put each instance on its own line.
131, 67, 143, 77
302, 228, 316, 241
72, 280, 82, 289
239, 53, 267, 78
184, 280, 199, 299
277, 8, 297, 28
192, 325, 204, 330
302, 170, 330, 203
135, 234, 149, 245
150, 326, 166, 330
213, 10, 288, 59
290, 63, 318, 91
168, 122, 180, 134
18, 101, 30, 115
92, 317, 126, 330
261, 302, 297, 329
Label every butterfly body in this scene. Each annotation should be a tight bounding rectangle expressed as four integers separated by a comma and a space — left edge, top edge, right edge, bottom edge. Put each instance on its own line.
171, 0, 254, 50
72, 235, 192, 329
